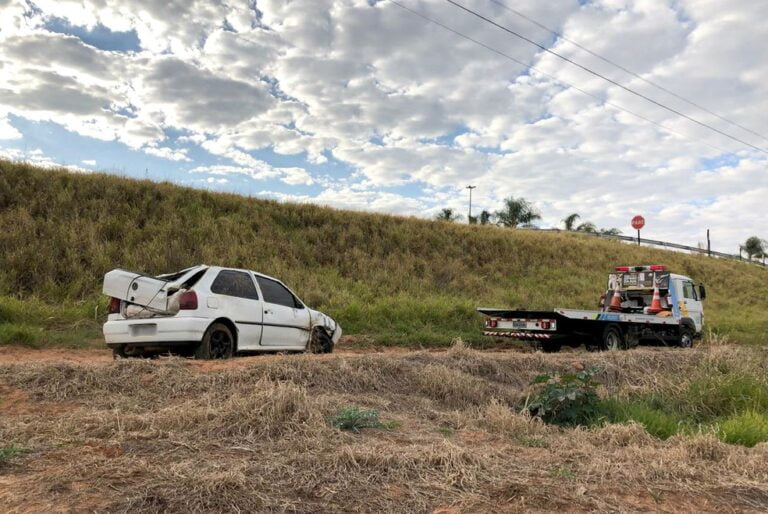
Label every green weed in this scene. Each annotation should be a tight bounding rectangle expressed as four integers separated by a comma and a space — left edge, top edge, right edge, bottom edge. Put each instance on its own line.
329, 406, 393, 432
601, 400, 683, 439
0, 446, 28, 465
0, 323, 40, 347
718, 411, 768, 447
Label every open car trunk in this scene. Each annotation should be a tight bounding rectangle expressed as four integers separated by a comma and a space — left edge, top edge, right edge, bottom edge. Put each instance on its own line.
103, 265, 208, 317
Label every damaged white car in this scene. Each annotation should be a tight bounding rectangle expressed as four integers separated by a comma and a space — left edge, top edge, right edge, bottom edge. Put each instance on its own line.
102, 265, 341, 359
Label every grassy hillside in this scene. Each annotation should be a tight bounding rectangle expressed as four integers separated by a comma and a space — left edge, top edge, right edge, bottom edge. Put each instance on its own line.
0, 159, 766, 346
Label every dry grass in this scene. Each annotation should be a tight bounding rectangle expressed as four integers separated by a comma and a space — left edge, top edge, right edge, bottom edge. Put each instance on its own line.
2, 345, 768, 512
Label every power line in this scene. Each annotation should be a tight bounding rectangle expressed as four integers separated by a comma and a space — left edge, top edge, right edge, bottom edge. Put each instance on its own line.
388, 0, 732, 155
444, 0, 768, 155
487, 0, 768, 144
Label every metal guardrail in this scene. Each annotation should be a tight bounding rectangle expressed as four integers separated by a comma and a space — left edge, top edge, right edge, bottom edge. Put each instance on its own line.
524, 228, 767, 268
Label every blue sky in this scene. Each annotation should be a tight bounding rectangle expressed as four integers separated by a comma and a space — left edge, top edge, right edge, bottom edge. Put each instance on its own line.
0, 0, 766, 251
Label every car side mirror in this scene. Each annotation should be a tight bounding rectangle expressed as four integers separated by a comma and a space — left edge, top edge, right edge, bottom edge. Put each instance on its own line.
699, 285, 706, 300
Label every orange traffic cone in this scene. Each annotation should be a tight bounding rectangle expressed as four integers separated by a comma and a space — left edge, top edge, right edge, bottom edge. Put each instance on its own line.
608, 280, 622, 312
647, 281, 663, 314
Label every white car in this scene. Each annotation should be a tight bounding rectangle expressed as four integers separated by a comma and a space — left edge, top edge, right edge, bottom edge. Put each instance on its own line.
102, 265, 341, 359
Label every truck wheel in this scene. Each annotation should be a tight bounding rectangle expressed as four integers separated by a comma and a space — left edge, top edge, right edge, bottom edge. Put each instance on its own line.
308, 328, 333, 354
678, 327, 694, 348
536, 341, 562, 353
195, 323, 234, 360
601, 325, 624, 351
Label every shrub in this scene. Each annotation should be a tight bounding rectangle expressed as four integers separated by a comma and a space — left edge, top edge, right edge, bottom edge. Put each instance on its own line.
526, 367, 602, 427
719, 411, 768, 447
329, 406, 392, 432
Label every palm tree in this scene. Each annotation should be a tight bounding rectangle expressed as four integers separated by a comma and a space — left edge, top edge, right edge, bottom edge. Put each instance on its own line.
494, 197, 541, 228
743, 236, 765, 261
563, 213, 580, 231
435, 208, 462, 222
576, 221, 597, 234
479, 210, 493, 225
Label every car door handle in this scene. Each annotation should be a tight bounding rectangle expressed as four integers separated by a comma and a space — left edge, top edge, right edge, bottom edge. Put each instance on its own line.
264, 309, 273, 314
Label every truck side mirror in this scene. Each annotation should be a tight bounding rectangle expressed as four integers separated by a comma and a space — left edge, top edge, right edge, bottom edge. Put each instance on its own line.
699, 285, 706, 300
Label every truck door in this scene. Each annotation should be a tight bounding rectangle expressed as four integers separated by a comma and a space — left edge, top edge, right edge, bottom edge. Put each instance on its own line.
255, 276, 311, 347
680, 280, 704, 333
208, 269, 263, 350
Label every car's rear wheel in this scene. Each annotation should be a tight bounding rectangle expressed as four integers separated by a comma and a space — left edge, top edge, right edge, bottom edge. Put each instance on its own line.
195, 323, 234, 360
308, 328, 333, 354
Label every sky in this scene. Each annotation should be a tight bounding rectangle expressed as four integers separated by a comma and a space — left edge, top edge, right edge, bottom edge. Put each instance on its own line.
0, 0, 766, 253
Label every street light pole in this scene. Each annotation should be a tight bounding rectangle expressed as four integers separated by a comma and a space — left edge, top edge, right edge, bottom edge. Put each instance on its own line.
466, 185, 476, 223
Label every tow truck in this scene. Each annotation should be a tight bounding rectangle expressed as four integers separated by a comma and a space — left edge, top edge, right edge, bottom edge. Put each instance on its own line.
478, 265, 706, 352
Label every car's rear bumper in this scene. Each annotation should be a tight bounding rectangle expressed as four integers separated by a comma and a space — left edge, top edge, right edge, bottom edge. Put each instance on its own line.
103, 317, 211, 346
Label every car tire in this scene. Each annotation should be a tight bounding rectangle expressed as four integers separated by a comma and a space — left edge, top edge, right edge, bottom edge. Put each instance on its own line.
195, 323, 235, 360
308, 328, 333, 354
678, 327, 695, 348
112, 344, 128, 359
601, 324, 624, 351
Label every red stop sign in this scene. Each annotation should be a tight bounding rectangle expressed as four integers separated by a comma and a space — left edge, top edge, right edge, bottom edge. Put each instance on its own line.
631, 215, 645, 230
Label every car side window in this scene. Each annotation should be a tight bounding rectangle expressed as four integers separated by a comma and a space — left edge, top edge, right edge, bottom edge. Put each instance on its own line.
256, 276, 299, 308
683, 281, 698, 300
210, 270, 259, 300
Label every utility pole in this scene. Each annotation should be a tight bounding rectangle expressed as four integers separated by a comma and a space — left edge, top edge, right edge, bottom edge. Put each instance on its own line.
466, 185, 476, 223
706, 229, 711, 257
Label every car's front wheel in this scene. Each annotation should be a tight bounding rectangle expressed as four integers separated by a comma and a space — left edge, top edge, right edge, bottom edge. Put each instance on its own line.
195, 323, 235, 360
308, 328, 333, 354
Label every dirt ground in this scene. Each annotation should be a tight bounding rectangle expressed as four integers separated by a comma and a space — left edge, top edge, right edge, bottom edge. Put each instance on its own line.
1, 343, 767, 513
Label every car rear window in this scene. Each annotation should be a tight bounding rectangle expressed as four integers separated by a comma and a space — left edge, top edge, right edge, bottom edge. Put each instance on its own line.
211, 270, 259, 300
256, 276, 300, 308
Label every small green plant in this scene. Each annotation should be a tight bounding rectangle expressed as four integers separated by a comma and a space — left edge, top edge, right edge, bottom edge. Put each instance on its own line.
548, 467, 576, 479
515, 435, 549, 448
329, 406, 392, 432
0, 446, 28, 466
526, 367, 602, 427
436, 426, 455, 437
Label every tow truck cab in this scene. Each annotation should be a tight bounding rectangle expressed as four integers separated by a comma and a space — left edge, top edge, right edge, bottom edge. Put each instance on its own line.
602, 265, 705, 334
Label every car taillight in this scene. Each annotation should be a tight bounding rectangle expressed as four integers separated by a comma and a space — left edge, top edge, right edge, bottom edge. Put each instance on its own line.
487, 319, 498, 328
107, 297, 121, 314
179, 291, 198, 310
541, 321, 551, 329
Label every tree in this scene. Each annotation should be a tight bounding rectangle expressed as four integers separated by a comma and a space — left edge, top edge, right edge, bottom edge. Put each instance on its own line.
743, 236, 766, 261
435, 208, 462, 222
479, 210, 493, 225
600, 228, 622, 236
563, 213, 580, 231
468, 215, 478, 225
495, 197, 541, 228
576, 221, 597, 234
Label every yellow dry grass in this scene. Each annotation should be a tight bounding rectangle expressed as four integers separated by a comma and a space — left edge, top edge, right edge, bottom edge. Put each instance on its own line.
2, 345, 768, 512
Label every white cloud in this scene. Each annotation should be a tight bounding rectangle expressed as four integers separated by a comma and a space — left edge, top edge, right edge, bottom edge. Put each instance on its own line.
81, 159, 96, 166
